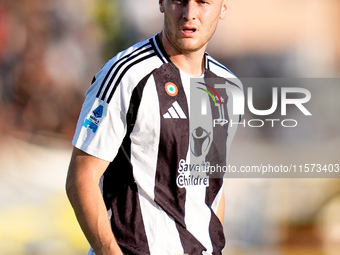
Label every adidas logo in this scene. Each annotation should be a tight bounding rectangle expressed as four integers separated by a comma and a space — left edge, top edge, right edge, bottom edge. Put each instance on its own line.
163, 101, 187, 119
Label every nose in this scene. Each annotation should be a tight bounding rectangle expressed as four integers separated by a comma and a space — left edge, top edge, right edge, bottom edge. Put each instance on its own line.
183, 1, 197, 20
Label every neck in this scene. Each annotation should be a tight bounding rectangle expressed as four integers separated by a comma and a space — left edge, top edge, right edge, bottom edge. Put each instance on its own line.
159, 31, 206, 77
170, 53, 205, 77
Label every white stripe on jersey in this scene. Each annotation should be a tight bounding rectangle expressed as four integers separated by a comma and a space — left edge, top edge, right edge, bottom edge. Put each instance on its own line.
131, 75, 184, 254
181, 71, 214, 254
185, 185, 214, 254
130, 75, 160, 201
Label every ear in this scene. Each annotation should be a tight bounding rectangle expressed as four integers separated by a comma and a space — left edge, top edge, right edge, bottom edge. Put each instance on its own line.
159, 0, 165, 13
219, 0, 228, 20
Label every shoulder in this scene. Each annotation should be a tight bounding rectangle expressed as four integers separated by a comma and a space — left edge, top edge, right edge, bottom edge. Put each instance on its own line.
205, 53, 243, 91
101, 34, 169, 78
205, 53, 235, 79
90, 34, 169, 103
98, 37, 157, 83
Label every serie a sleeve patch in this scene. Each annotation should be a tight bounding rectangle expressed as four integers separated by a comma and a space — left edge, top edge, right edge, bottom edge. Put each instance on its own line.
82, 99, 107, 133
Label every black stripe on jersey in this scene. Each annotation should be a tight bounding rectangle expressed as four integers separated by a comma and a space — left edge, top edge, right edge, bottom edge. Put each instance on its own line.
204, 70, 229, 196
200, 70, 228, 253
91, 76, 96, 84
152, 63, 189, 227
106, 52, 157, 103
152, 63, 211, 254
223, 77, 244, 122
209, 207, 226, 254
95, 42, 151, 99
176, 225, 206, 255
204, 53, 209, 70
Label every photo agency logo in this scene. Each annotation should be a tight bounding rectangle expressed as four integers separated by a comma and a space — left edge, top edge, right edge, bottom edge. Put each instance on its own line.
192, 78, 312, 129
186, 78, 314, 179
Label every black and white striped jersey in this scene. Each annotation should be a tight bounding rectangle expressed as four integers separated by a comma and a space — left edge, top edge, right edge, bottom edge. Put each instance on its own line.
73, 33, 243, 255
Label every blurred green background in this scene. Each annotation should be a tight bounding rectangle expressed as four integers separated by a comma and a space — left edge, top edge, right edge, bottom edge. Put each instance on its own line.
0, 0, 339, 254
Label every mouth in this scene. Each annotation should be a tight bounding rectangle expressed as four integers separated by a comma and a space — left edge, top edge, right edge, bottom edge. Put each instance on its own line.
181, 26, 197, 36
182, 28, 196, 33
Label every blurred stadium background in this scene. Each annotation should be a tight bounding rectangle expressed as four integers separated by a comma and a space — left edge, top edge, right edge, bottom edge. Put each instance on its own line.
0, 0, 339, 254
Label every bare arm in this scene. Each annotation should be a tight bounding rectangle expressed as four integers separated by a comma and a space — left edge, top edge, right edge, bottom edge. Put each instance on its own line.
65, 147, 123, 255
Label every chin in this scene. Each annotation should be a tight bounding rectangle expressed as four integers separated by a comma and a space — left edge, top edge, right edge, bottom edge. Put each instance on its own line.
183, 45, 205, 53
177, 40, 204, 52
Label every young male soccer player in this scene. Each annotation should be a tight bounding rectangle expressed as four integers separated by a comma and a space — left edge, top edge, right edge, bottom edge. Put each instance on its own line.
66, 0, 243, 254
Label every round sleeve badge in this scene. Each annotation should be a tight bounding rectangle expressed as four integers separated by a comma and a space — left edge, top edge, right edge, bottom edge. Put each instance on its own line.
165, 82, 178, 97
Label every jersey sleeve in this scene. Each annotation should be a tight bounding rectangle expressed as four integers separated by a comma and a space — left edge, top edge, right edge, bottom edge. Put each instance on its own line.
72, 61, 129, 162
